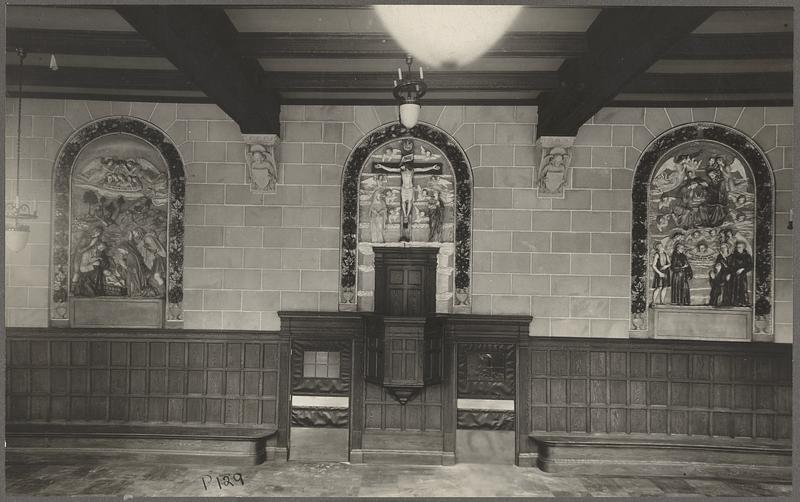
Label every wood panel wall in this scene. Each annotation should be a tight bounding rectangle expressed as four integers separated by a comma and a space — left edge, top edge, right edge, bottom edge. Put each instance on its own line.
6, 328, 285, 429
364, 382, 443, 432
526, 339, 792, 440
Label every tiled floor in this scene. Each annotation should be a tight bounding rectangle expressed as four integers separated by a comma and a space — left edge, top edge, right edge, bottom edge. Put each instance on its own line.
5, 460, 792, 498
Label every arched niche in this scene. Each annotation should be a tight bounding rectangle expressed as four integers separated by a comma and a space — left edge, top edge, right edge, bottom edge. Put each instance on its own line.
630, 122, 774, 340
339, 122, 473, 313
50, 116, 186, 328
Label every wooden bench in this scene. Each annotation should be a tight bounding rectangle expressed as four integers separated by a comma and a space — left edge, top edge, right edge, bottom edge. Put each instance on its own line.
530, 433, 791, 481
6, 423, 279, 466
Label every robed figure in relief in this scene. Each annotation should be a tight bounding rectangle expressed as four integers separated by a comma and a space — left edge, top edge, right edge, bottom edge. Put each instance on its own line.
369, 189, 388, 243
726, 240, 753, 307
669, 242, 693, 305
708, 243, 731, 307
427, 191, 445, 242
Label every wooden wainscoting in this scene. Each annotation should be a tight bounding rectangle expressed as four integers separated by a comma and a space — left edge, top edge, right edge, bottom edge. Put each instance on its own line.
5, 327, 289, 464
523, 337, 792, 478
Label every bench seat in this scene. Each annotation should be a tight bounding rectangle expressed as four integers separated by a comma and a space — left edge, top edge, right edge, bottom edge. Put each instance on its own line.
6, 423, 279, 466
530, 433, 791, 480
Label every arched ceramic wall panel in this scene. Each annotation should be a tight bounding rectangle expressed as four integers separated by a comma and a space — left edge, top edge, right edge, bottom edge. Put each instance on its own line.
339, 122, 473, 312
630, 122, 774, 339
50, 116, 186, 327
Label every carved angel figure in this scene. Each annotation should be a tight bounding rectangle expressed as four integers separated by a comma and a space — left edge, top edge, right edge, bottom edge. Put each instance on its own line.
537, 147, 571, 196
247, 144, 278, 193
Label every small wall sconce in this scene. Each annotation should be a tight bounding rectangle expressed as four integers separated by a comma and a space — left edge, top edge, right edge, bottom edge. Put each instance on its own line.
788, 209, 793, 230
49, 53, 58, 71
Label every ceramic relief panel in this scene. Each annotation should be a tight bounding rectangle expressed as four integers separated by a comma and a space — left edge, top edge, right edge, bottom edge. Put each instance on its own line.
70, 140, 169, 299
359, 138, 455, 245
631, 123, 773, 335
647, 141, 755, 307
51, 117, 185, 324
339, 123, 473, 312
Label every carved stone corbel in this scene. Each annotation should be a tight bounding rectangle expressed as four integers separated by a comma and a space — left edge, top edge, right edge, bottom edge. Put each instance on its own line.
535, 136, 575, 199
243, 133, 280, 194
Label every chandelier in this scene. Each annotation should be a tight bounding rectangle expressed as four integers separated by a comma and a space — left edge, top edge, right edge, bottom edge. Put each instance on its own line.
392, 55, 427, 129
6, 48, 38, 252
374, 5, 522, 69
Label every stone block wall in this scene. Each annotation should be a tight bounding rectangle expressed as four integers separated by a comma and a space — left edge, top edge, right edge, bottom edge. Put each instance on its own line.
451, 106, 792, 342
4, 100, 793, 341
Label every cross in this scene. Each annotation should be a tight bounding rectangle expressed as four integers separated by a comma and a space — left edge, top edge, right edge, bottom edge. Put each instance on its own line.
373, 158, 441, 221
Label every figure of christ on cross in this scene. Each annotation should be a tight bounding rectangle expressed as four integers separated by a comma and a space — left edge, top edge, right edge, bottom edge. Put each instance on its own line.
373, 154, 441, 221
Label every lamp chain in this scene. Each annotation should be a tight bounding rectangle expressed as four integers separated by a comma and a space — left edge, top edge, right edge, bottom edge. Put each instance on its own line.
14, 48, 25, 227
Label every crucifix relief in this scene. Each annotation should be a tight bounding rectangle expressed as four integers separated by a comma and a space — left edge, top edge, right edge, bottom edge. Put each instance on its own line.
372, 138, 442, 241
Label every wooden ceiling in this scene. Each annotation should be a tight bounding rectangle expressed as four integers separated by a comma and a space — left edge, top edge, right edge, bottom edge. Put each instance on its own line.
5, 4, 793, 135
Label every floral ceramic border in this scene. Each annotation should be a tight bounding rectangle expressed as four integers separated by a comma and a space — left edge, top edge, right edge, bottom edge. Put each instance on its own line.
50, 116, 186, 324
339, 122, 473, 308
630, 122, 774, 334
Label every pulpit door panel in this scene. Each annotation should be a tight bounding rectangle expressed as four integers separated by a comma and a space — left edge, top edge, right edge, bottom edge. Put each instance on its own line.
375, 248, 436, 316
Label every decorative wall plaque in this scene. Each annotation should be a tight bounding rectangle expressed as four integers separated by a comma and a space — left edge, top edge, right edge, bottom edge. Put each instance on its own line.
535, 136, 574, 198
457, 343, 516, 398
243, 133, 280, 194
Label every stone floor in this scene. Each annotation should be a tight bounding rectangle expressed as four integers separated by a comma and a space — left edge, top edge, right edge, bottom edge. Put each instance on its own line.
5, 460, 793, 497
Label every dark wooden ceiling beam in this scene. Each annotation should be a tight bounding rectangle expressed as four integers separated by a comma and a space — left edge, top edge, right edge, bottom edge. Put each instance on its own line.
237, 33, 587, 59
6, 28, 159, 57
5, 67, 560, 92
6, 88, 790, 109
263, 72, 560, 91
665, 32, 792, 60
6, 66, 196, 91
625, 72, 792, 94
115, 6, 280, 134
6, 90, 212, 104
8, 28, 790, 61
7, 65, 791, 96
537, 7, 715, 138
609, 97, 792, 108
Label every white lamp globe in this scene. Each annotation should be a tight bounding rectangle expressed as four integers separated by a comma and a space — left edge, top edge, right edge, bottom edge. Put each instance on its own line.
6, 225, 30, 252
399, 103, 421, 129
375, 5, 523, 69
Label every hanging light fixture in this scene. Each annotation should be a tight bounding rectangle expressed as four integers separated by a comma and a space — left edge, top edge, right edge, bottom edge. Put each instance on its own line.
392, 55, 426, 129
375, 5, 522, 69
6, 48, 38, 253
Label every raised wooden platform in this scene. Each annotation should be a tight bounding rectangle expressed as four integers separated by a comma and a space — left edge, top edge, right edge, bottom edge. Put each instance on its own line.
531, 433, 791, 481
350, 431, 454, 465
6, 424, 280, 466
